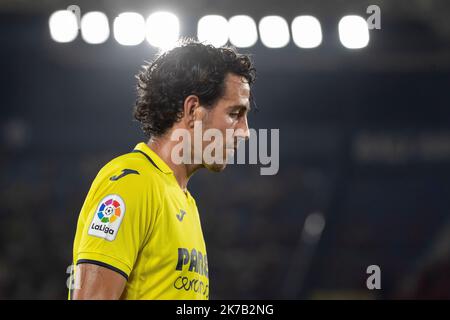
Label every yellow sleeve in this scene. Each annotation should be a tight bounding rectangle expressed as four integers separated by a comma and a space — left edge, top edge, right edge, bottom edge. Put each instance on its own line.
74, 169, 156, 278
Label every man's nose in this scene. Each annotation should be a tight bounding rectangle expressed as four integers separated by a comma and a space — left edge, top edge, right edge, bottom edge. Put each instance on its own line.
237, 116, 250, 141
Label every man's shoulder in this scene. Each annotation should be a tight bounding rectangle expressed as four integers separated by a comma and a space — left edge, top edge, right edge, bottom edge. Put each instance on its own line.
95, 150, 165, 188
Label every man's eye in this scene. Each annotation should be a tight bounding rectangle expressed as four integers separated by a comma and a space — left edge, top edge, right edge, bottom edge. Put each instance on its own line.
230, 113, 240, 117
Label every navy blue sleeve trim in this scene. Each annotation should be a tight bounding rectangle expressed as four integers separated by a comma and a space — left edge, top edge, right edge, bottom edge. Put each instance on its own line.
77, 259, 129, 280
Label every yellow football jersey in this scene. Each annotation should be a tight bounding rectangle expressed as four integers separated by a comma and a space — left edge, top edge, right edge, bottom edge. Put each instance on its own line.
70, 142, 209, 300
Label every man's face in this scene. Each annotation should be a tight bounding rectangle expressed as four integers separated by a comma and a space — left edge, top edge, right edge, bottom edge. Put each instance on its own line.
200, 73, 251, 172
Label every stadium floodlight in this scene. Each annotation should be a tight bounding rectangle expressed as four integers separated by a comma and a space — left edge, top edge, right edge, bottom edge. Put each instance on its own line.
291, 16, 322, 49
229, 15, 258, 48
338, 15, 369, 49
49, 10, 78, 43
146, 11, 180, 50
114, 12, 146, 46
81, 11, 110, 44
259, 16, 290, 48
197, 15, 229, 47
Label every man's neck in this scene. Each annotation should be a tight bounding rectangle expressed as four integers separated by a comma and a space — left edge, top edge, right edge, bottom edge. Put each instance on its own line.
147, 137, 201, 191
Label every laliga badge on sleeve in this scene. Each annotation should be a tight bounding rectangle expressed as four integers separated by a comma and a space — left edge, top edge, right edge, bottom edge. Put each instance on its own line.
88, 194, 125, 241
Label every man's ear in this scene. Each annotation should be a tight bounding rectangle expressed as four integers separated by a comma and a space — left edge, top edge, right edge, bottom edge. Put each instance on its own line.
183, 95, 205, 129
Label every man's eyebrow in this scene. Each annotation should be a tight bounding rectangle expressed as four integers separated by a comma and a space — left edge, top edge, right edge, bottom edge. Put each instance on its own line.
229, 104, 251, 111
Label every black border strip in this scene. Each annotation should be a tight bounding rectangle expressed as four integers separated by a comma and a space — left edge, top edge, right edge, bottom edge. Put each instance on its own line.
131, 149, 163, 173
77, 259, 129, 280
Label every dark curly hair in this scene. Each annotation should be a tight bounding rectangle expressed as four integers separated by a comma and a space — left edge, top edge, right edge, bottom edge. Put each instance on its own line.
134, 39, 256, 138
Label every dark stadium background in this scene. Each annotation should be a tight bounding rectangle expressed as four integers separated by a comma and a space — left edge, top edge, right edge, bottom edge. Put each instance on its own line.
1, 0, 449, 299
